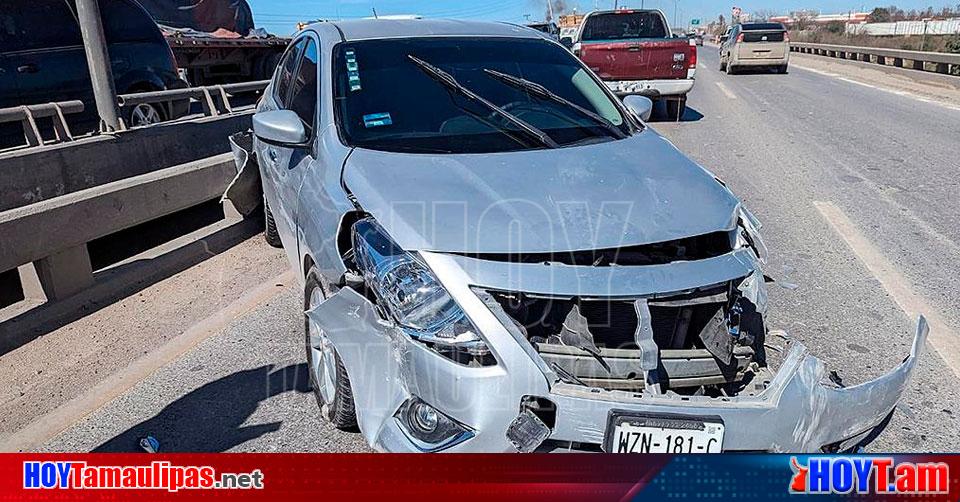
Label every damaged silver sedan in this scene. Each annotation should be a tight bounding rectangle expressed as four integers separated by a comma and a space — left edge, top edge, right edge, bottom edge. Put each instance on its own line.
239, 19, 926, 453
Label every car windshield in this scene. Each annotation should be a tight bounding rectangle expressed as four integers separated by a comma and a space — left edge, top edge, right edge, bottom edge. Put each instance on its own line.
580, 12, 668, 41
334, 37, 631, 154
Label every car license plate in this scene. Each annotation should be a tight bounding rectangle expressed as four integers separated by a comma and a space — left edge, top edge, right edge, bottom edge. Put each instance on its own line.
604, 413, 724, 453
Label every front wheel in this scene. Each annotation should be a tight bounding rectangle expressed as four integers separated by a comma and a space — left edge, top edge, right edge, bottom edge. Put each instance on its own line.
263, 198, 283, 248
304, 268, 358, 430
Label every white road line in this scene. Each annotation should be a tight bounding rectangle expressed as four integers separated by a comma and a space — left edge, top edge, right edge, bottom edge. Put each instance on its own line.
814, 201, 960, 380
792, 63, 960, 112
0, 269, 297, 452
715, 81, 738, 99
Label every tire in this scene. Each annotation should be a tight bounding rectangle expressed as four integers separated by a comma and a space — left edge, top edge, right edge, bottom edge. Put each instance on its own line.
263, 198, 283, 248
665, 97, 687, 121
778, 64, 789, 74
304, 267, 358, 430
719, 60, 727, 72
126, 102, 165, 128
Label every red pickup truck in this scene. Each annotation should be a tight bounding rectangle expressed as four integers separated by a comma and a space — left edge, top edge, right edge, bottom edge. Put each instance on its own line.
571, 9, 697, 120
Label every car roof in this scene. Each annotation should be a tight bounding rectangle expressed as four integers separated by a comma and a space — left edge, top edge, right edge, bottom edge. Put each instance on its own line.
324, 18, 545, 41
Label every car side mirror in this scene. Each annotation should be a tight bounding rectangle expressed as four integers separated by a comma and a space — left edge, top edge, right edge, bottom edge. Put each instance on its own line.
560, 36, 574, 49
252, 110, 308, 146
622, 95, 654, 122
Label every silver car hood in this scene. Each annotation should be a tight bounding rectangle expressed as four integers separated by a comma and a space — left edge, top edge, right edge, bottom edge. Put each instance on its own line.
342, 129, 740, 254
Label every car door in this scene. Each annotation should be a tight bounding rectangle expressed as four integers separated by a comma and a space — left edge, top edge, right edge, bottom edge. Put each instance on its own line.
0, 10, 22, 148
258, 37, 305, 232
6, 1, 90, 106
260, 35, 320, 271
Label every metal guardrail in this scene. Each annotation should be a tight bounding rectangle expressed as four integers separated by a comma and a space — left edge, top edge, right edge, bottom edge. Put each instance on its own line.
0, 80, 267, 151
791, 42, 960, 75
0, 101, 85, 147
117, 80, 269, 118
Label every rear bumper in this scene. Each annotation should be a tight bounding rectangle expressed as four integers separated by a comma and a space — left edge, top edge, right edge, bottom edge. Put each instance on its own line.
605, 78, 695, 98
733, 55, 790, 67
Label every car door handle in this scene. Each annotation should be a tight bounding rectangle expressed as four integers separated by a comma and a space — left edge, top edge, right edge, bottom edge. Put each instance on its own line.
17, 64, 39, 74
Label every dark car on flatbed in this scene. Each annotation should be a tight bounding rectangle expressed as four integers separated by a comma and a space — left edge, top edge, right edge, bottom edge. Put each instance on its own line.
0, 0, 190, 148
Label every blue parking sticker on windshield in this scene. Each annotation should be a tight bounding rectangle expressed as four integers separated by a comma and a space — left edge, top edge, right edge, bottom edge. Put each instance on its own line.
345, 49, 362, 91
363, 112, 393, 128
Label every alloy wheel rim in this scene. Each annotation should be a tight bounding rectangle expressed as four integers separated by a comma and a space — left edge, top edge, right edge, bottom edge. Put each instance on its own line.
131, 104, 161, 126
308, 287, 337, 405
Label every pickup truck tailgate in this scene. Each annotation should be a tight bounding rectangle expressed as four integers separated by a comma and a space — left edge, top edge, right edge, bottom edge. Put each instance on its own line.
580, 39, 690, 80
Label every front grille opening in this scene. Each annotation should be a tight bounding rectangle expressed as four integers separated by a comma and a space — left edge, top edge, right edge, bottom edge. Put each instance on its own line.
486, 282, 767, 397
456, 231, 733, 267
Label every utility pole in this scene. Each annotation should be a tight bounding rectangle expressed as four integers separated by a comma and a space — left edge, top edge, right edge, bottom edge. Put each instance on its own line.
674, 0, 679, 31
546, 0, 554, 22
921, 19, 929, 51
372, 7, 379, 19
75, 0, 121, 132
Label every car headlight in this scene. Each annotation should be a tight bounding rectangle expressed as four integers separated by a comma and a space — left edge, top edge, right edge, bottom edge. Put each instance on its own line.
352, 218, 489, 355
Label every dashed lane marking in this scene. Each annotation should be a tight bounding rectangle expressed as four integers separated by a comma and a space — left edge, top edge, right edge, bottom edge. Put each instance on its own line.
814, 201, 960, 380
0, 269, 297, 452
715, 81, 738, 99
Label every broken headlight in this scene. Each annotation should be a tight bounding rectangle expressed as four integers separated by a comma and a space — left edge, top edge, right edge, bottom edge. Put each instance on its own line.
352, 218, 489, 355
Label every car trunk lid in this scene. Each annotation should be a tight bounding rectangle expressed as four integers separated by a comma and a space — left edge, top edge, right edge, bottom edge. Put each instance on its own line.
737, 30, 788, 60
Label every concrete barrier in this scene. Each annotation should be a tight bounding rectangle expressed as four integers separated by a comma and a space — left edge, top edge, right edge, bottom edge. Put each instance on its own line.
791, 42, 960, 75
0, 112, 251, 213
0, 154, 237, 300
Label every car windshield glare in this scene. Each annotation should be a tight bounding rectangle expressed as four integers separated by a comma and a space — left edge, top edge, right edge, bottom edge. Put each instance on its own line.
333, 37, 631, 154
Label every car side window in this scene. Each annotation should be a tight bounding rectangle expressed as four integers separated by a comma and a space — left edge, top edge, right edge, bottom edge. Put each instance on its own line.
287, 39, 319, 137
274, 38, 307, 107
3, 1, 82, 52
100, 0, 161, 44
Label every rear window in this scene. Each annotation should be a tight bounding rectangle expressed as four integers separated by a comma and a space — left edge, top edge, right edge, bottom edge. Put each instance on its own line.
742, 23, 786, 31
742, 31, 785, 43
581, 12, 668, 42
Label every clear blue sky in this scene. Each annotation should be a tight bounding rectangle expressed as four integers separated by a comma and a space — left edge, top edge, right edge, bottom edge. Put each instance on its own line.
248, 0, 960, 35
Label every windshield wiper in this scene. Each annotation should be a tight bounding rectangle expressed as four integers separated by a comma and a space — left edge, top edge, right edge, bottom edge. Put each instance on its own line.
483, 68, 628, 140
407, 55, 558, 149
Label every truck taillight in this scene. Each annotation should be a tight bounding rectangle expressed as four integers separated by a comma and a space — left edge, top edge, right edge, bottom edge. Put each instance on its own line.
736, 33, 744, 43
784, 32, 790, 43
688, 41, 698, 69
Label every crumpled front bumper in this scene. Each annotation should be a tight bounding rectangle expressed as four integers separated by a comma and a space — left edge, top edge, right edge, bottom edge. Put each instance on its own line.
308, 288, 926, 453
307, 248, 926, 453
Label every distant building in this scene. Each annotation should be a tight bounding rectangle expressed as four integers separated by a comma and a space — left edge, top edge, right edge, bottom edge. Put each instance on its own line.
770, 12, 870, 27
